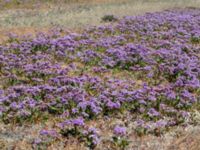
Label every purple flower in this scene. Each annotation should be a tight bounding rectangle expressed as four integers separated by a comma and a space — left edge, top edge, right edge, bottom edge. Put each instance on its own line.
136, 119, 145, 126
71, 117, 85, 126
33, 138, 42, 145
114, 125, 126, 136
147, 108, 160, 117
40, 129, 58, 137
155, 120, 167, 128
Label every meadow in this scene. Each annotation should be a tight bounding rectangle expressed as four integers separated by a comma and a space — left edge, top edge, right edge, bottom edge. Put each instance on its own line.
0, 0, 200, 41
0, 0, 200, 150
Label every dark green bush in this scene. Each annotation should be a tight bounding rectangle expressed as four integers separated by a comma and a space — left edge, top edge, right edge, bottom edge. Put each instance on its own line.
101, 15, 118, 22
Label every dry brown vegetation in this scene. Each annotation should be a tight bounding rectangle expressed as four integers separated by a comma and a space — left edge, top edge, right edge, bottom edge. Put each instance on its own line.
0, 0, 200, 42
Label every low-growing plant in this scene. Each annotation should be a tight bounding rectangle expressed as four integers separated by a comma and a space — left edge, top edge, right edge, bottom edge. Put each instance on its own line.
112, 125, 129, 150
101, 15, 118, 22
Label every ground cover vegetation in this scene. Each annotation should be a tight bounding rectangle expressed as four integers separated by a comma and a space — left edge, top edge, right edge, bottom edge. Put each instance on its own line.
0, 7, 200, 149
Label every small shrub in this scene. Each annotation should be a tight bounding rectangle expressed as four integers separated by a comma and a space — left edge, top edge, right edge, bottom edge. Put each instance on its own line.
191, 36, 200, 44
112, 125, 129, 149
101, 15, 118, 22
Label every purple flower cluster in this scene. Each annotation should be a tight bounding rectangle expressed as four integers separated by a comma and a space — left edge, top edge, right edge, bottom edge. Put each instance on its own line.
0, 8, 199, 147
40, 129, 58, 137
114, 125, 127, 136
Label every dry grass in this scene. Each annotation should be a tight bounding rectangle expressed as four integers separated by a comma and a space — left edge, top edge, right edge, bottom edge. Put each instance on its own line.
0, 0, 123, 9
0, 0, 199, 35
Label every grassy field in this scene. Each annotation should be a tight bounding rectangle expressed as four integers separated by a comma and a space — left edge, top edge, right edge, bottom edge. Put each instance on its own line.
0, 0, 199, 41
1, 0, 200, 28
